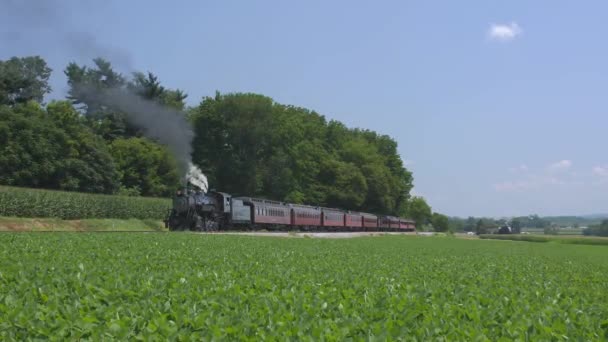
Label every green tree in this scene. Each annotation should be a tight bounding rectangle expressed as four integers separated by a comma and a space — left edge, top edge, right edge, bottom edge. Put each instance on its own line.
464, 216, 477, 232
109, 137, 180, 197
431, 213, 449, 232
0, 56, 52, 105
510, 219, 522, 234
448, 217, 465, 232
128, 72, 188, 110
319, 159, 368, 208
65, 58, 126, 115
405, 197, 432, 228
0, 101, 119, 193
65, 58, 131, 140
190, 92, 413, 214
476, 219, 487, 235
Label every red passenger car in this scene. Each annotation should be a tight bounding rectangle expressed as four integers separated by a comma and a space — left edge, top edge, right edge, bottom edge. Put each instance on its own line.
378, 216, 400, 230
388, 216, 400, 230
378, 216, 391, 230
345, 211, 363, 229
399, 219, 416, 231
290, 204, 322, 228
321, 208, 345, 229
246, 198, 291, 226
361, 213, 378, 230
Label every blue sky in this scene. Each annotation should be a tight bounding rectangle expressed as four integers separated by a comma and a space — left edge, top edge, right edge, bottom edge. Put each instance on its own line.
2, 0, 608, 217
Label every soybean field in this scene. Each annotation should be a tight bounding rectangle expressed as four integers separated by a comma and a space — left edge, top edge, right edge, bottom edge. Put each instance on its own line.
1, 233, 607, 340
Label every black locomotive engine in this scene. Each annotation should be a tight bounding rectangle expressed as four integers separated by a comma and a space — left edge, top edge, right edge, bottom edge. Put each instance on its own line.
164, 189, 232, 231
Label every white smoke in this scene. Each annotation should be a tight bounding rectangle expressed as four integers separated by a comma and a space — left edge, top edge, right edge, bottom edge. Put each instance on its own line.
186, 162, 208, 192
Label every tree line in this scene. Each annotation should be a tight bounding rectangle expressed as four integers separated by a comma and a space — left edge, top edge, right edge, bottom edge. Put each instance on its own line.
583, 220, 608, 237
445, 215, 552, 234
1, 55, 437, 220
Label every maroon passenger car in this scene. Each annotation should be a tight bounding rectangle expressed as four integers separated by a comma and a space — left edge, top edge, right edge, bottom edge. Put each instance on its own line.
321, 208, 345, 229
247, 198, 291, 226
290, 204, 322, 228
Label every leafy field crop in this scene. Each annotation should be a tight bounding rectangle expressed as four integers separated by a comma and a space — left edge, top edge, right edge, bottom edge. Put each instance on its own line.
1, 234, 607, 340
479, 234, 608, 246
0, 185, 171, 220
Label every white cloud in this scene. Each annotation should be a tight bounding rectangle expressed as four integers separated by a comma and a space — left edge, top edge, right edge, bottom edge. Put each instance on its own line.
403, 159, 415, 167
488, 22, 522, 41
548, 160, 572, 171
593, 165, 608, 177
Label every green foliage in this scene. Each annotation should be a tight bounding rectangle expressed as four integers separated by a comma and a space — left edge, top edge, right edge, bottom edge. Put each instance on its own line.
190, 92, 413, 215
0, 186, 170, 220
479, 234, 550, 243
544, 226, 559, 235
129, 71, 188, 110
512, 214, 550, 228
447, 217, 464, 232
0, 56, 52, 105
479, 234, 608, 246
65, 58, 126, 113
0, 101, 120, 194
511, 218, 522, 233
583, 220, 608, 237
404, 196, 432, 227
65, 58, 187, 140
1, 234, 607, 339
476, 219, 487, 235
109, 138, 180, 197
431, 212, 449, 232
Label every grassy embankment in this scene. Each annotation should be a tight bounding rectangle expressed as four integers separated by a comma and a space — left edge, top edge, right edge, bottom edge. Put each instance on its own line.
0, 216, 166, 232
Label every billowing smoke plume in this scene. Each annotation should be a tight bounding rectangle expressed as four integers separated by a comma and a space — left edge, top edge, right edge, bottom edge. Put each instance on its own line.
78, 85, 193, 175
